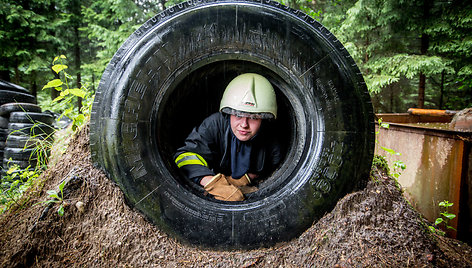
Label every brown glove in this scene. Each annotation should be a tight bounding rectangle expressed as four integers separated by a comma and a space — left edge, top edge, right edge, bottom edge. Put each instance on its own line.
226, 174, 258, 194
226, 173, 251, 187
204, 174, 244, 201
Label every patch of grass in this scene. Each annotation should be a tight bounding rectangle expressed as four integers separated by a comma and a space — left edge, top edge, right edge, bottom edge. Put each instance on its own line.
0, 166, 41, 213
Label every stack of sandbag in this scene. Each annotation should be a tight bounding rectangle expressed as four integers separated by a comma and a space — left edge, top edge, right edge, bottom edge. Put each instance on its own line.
0, 80, 55, 179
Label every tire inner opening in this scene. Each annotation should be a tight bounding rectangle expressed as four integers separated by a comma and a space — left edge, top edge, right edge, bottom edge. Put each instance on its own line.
157, 60, 296, 198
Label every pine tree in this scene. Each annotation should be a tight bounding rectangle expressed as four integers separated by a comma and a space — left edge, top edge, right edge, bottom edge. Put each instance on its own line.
319, 0, 467, 112
0, 0, 60, 91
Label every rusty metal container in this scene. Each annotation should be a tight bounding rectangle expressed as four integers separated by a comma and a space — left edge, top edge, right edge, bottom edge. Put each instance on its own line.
375, 112, 471, 243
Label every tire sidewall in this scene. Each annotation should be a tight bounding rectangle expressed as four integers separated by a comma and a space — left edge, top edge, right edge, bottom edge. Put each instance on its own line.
0, 90, 36, 105
0, 103, 42, 116
9, 112, 54, 125
91, 0, 374, 248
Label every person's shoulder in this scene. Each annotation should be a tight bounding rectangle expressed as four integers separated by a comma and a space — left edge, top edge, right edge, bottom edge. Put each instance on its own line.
207, 112, 225, 120
200, 112, 228, 130
203, 112, 227, 124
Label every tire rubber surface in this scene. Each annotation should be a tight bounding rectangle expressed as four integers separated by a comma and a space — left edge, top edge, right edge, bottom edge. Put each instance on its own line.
9, 112, 55, 125
3, 158, 37, 169
0, 116, 7, 129
0, 80, 30, 94
0, 128, 7, 142
4, 147, 36, 161
90, 0, 375, 249
0, 90, 36, 106
0, 103, 41, 116
5, 134, 39, 148
8, 122, 54, 136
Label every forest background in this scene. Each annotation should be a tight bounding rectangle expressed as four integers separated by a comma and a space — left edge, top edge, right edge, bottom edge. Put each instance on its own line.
1, 0, 471, 114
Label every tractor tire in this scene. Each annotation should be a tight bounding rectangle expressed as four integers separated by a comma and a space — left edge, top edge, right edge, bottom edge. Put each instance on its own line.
90, 0, 374, 249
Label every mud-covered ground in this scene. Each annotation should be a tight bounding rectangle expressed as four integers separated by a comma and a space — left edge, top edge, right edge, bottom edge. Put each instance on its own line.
0, 126, 471, 267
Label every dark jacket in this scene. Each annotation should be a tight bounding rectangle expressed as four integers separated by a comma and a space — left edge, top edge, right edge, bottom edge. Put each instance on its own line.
174, 112, 281, 183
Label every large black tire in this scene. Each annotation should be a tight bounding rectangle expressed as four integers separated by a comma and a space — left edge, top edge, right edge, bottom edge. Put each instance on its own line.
0, 128, 7, 142
3, 158, 37, 169
5, 134, 39, 148
0, 116, 8, 129
0, 103, 41, 116
90, 0, 374, 249
0, 90, 36, 106
9, 112, 55, 125
8, 122, 55, 137
4, 147, 36, 161
0, 80, 30, 94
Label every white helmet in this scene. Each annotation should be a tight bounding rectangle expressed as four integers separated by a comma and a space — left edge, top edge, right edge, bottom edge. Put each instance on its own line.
219, 73, 277, 119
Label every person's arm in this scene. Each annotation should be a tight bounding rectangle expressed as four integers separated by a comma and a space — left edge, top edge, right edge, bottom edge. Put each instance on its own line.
174, 113, 223, 184
174, 152, 214, 184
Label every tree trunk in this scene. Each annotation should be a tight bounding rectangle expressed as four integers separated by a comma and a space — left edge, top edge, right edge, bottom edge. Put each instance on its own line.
418, 73, 426, 108
31, 71, 37, 98
14, 65, 20, 85
417, 0, 430, 109
439, 70, 445, 109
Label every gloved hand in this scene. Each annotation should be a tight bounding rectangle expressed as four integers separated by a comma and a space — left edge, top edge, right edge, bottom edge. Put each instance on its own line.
226, 173, 251, 187
226, 174, 258, 194
203, 173, 244, 201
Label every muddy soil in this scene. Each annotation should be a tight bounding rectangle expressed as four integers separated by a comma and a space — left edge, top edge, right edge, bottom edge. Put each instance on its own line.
0, 126, 471, 267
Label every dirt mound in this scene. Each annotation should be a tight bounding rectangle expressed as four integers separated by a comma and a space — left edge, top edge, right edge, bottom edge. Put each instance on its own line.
0, 126, 471, 267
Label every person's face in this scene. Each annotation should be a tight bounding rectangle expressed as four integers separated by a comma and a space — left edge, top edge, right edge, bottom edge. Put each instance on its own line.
230, 115, 262, 142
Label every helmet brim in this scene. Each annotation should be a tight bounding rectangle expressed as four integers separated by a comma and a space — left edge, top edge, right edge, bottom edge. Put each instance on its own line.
221, 107, 275, 120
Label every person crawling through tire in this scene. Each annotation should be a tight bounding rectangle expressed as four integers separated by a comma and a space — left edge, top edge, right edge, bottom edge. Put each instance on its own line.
174, 73, 281, 201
